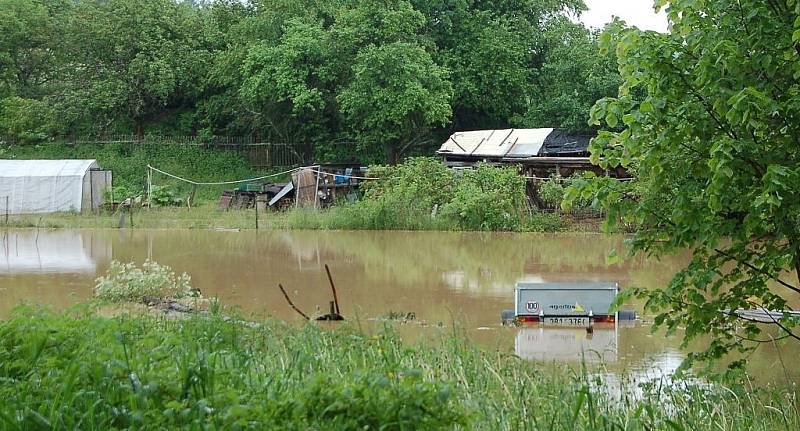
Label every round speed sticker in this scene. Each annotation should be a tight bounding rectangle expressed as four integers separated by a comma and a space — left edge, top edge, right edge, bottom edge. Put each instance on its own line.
525, 301, 539, 312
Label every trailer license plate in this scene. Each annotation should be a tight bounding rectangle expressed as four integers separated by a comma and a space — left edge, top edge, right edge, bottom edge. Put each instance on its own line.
544, 317, 590, 327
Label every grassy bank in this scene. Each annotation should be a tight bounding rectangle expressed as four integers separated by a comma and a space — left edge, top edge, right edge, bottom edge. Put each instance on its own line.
0, 306, 796, 430
2, 205, 584, 232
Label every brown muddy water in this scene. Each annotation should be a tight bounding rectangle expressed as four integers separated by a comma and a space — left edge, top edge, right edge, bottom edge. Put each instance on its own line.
1, 228, 798, 385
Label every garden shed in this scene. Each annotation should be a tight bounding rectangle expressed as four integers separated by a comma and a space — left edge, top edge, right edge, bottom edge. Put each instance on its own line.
0, 159, 112, 214
437, 128, 628, 179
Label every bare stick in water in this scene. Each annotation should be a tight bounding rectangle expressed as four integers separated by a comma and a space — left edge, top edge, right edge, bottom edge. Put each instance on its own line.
324, 264, 341, 315
278, 284, 309, 320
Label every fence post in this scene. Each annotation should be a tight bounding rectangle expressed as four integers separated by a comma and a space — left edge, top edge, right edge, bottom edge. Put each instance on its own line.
147, 166, 152, 209
313, 165, 321, 210
254, 196, 259, 230
4, 196, 8, 226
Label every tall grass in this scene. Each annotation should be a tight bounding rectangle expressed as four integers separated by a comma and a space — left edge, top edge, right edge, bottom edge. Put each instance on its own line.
0, 306, 796, 430
3, 205, 572, 232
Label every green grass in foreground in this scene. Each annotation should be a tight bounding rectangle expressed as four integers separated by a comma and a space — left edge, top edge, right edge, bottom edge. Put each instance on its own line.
0, 306, 797, 430
3, 205, 574, 232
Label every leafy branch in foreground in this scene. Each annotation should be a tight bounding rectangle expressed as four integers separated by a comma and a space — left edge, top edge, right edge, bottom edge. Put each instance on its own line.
565, 0, 800, 374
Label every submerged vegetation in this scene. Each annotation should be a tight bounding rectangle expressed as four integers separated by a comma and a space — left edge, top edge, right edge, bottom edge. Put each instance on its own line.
94, 260, 193, 302
0, 306, 797, 430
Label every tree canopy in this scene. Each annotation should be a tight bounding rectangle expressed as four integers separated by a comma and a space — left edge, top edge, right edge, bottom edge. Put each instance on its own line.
0, 0, 619, 163
571, 0, 800, 373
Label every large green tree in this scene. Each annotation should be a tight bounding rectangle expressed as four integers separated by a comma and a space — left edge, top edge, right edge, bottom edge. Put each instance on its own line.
338, 42, 453, 163
60, 0, 210, 137
520, 20, 620, 131
0, 0, 621, 164
0, 0, 58, 99
572, 0, 800, 372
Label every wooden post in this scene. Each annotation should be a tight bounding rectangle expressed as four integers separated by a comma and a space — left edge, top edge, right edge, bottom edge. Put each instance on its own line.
4, 196, 8, 226
254, 195, 259, 230
188, 184, 197, 209
313, 165, 321, 209
147, 166, 152, 209
324, 264, 341, 315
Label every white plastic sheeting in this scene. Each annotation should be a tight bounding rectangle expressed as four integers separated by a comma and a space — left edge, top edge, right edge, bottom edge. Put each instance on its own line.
0, 159, 99, 214
437, 128, 555, 158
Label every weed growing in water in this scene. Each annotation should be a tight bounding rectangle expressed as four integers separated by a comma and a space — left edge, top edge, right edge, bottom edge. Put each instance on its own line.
94, 260, 192, 302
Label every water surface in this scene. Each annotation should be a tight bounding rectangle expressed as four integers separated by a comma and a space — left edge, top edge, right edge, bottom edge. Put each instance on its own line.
1, 228, 797, 385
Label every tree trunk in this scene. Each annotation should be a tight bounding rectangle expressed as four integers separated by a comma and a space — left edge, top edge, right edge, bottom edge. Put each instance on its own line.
134, 118, 144, 141
794, 243, 800, 289
385, 142, 400, 165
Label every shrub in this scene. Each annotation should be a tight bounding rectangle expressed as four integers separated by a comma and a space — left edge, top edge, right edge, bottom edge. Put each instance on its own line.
539, 175, 593, 210
94, 260, 192, 302
362, 157, 453, 209
538, 176, 566, 209
347, 159, 530, 231
523, 211, 565, 232
440, 163, 527, 230
0, 96, 57, 142
103, 185, 137, 203
343, 157, 454, 229
149, 185, 182, 207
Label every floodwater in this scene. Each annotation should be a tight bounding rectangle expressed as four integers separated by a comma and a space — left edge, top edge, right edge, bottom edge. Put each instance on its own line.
1, 228, 798, 385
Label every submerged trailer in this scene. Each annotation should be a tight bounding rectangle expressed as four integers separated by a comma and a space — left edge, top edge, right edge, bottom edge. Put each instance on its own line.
502, 282, 634, 326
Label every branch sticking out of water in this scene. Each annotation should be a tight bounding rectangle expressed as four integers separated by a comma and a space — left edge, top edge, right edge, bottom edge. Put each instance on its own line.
278, 283, 310, 320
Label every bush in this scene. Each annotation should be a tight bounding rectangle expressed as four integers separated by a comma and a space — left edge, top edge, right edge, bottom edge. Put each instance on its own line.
523, 211, 565, 232
440, 164, 527, 230
343, 157, 454, 229
539, 175, 593, 210
94, 260, 192, 302
538, 176, 566, 209
103, 185, 137, 203
343, 158, 530, 231
0, 96, 57, 142
149, 185, 182, 207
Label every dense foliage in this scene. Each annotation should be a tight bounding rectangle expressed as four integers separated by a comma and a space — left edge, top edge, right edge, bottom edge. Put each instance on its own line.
568, 0, 800, 371
341, 157, 531, 231
94, 260, 193, 302
0, 306, 796, 429
0, 0, 619, 163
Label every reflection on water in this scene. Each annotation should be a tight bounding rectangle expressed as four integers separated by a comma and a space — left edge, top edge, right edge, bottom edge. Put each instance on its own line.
515, 324, 618, 363
1, 230, 110, 274
0, 228, 798, 385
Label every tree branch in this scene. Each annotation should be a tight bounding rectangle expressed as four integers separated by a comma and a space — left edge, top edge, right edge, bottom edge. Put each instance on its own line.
714, 247, 800, 295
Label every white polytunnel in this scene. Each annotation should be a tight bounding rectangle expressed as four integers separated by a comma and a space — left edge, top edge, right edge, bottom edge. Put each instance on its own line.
0, 159, 112, 214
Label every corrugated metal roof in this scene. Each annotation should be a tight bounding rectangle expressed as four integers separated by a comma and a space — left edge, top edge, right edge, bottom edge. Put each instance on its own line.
438, 128, 555, 158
